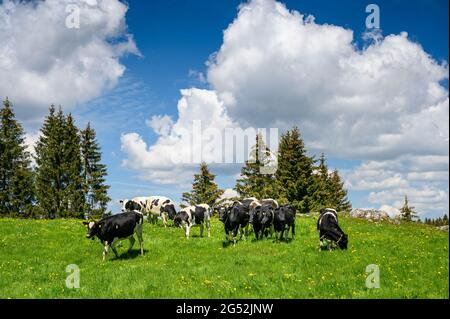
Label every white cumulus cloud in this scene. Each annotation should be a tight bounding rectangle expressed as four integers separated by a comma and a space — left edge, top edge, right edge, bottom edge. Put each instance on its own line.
0, 0, 139, 126
120, 0, 448, 215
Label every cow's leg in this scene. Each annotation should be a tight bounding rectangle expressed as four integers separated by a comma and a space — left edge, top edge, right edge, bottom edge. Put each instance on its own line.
110, 239, 120, 258
232, 227, 239, 245
162, 213, 168, 228
200, 223, 204, 237
135, 225, 144, 256
184, 223, 191, 239
103, 242, 110, 261
128, 236, 136, 254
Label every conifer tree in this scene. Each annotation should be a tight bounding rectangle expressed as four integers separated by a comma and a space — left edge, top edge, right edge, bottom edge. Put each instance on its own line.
0, 98, 35, 216
182, 162, 223, 206
81, 122, 110, 219
35, 107, 85, 218
328, 169, 352, 212
35, 106, 65, 218
399, 195, 418, 222
62, 114, 85, 218
235, 133, 278, 199
310, 153, 332, 211
275, 127, 314, 213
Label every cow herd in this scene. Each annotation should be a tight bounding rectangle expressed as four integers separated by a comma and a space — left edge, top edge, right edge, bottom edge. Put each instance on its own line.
83, 195, 348, 260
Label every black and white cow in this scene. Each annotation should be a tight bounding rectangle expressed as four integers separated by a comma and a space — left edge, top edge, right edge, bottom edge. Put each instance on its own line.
212, 199, 235, 217
249, 206, 270, 240
317, 208, 348, 250
120, 196, 177, 226
83, 211, 144, 261
143, 196, 177, 227
220, 201, 250, 244
120, 197, 148, 213
173, 204, 211, 238
273, 205, 296, 241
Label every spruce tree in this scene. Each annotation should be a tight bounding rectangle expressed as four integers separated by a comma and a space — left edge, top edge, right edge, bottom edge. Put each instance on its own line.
182, 162, 224, 206
35, 107, 85, 218
62, 114, 85, 218
235, 133, 277, 199
275, 127, 314, 213
35, 106, 64, 218
0, 98, 35, 217
328, 169, 352, 212
81, 122, 110, 219
399, 196, 418, 222
310, 153, 332, 211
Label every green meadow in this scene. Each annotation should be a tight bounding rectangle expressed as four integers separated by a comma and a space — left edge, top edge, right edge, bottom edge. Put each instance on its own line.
0, 216, 448, 299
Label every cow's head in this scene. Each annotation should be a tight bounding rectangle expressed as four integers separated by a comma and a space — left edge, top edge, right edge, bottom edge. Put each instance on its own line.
219, 206, 231, 223
338, 233, 348, 250
249, 205, 263, 225
261, 205, 274, 226
83, 221, 100, 240
162, 203, 177, 219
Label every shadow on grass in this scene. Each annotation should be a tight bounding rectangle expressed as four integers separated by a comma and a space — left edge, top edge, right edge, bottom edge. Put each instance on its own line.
113, 249, 150, 260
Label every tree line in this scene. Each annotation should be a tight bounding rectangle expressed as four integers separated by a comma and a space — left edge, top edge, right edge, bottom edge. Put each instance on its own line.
182, 128, 351, 213
423, 215, 448, 226
0, 98, 110, 219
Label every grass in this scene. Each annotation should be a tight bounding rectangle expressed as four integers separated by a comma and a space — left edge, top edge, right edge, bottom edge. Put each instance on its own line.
0, 215, 448, 299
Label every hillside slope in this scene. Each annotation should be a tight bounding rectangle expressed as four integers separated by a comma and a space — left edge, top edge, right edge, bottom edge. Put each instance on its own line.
0, 216, 448, 298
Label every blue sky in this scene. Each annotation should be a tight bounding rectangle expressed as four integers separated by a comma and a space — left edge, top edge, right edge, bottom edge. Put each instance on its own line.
0, 0, 448, 218
81, 0, 448, 216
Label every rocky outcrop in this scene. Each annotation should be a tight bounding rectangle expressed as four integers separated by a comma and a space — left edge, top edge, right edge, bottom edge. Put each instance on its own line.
437, 225, 449, 231
350, 209, 390, 222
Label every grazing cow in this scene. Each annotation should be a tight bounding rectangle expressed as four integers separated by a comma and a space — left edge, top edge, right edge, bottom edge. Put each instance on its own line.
174, 204, 211, 238
83, 211, 144, 261
121, 196, 177, 226
273, 205, 296, 241
317, 208, 348, 250
143, 196, 177, 227
220, 202, 250, 244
